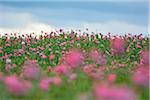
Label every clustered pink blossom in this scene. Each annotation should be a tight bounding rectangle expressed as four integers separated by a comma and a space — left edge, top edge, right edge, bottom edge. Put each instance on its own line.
55, 64, 68, 75
65, 49, 84, 68
111, 38, 125, 54
0, 32, 148, 99
52, 76, 62, 86
132, 66, 149, 87
39, 78, 52, 91
94, 84, 136, 100
140, 50, 149, 65
49, 54, 55, 61
41, 54, 47, 59
107, 74, 116, 83
69, 73, 77, 81
4, 76, 32, 96
22, 60, 41, 80
90, 50, 106, 65
83, 64, 103, 80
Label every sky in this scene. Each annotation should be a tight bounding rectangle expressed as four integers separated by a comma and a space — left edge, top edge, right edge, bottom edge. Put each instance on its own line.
0, 0, 149, 36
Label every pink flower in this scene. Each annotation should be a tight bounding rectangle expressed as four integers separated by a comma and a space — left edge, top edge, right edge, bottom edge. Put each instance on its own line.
61, 42, 67, 46
18, 49, 25, 54
94, 84, 136, 100
12, 64, 17, 68
62, 50, 66, 54
49, 54, 54, 61
65, 50, 84, 68
132, 66, 149, 87
5, 76, 32, 96
32, 41, 37, 45
48, 48, 52, 52
2, 54, 8, 60
39, 46, 45, 51
90, 50, 106, 65
118, 64, 127, 68
140, 50, 149, 65
98, 66, 106, 71
22, 60, 41, 80
41, 54, 47, 59
107, 74, 116, 83
5, 43, 11, 47
83, 64, 94, 74
27, 43, 30, 47
5, 64, 13, 72
136, 44, 142, 49
52, 76, 62, 86
29, 48, 36, 52
83, 64, 103, 80
55, 64, 68, 75
69, 73, 77, 80
39, 78, 52, 91
111, 38, 125, 54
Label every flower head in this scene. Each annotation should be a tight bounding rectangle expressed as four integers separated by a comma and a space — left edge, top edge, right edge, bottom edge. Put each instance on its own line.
22, 60, 41, 80
111, 38, 125, 54
132, 66, 149, 87
65, 49, 84, 68
49, 54, 54, 61
107, 74, 116, 83
39, 78, 52, 91
5, 76, 32, 96
94, 84, 136, 100
55, 64, 68, 75
52, 76, 62, 86
90, 50, 106, 65
140, 50, 149, 65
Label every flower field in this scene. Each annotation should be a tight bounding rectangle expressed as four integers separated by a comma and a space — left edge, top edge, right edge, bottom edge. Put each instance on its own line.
0, 31, 149, 100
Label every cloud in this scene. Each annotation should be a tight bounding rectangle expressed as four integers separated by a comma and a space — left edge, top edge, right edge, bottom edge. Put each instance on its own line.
0, 11, 148, 37
0, 23, 53, 35
0, 11, 34, 28
81, 21, 148, 35
0, 11, 54, 36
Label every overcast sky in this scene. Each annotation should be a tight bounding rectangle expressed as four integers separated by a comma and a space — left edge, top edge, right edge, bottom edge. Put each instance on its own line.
0, 0, 149, 35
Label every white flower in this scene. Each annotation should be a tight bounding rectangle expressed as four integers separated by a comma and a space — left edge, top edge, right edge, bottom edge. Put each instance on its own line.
22, 41, 25, 45
22, 36, 26, 40
6, 58, 11, 64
